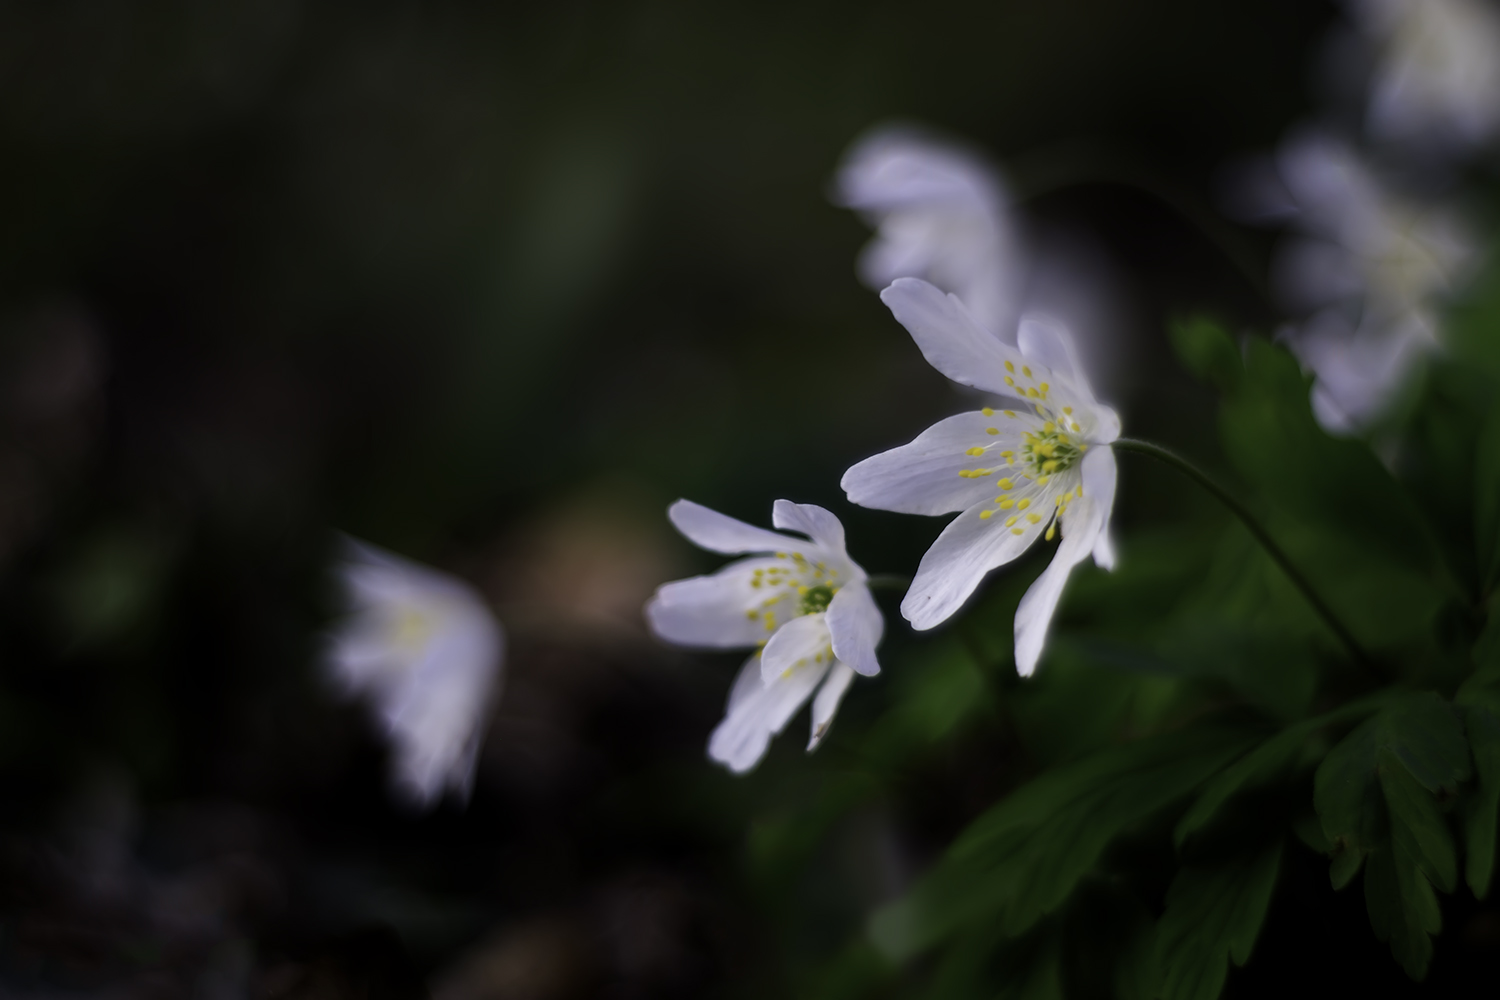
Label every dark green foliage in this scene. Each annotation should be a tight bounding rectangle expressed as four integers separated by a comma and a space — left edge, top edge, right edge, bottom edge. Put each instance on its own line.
1152, 839, 1283, 1000
1312, 693, 1472, 978
869, 727, 1258, 959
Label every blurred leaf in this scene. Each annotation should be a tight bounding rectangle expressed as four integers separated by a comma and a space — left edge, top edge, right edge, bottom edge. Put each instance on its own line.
1218, 339, 1448, 653
869, 725, 1257, 960
1152, 839, 1282, 1000
1170, 316, 1242, 394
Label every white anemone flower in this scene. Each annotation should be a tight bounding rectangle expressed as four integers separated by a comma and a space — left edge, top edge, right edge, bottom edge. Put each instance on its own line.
842, 278, 1120, 676
326, 538, 505, 808
645, 500, 883, 774
1347, 0, 1500, 151
1267, 131, 1473, 429
834, 125, 1021, 337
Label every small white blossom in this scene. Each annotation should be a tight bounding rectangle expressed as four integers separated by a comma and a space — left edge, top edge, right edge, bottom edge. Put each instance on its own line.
1347, 0, 1500, 152
842, 278, 1120, 676
1267, 131, 1474, 429
834, 126, 1022, 337
326, 538, 504, 808
645, 500, 883, 773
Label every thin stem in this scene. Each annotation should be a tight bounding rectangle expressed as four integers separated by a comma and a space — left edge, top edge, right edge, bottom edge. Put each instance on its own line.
865, 574, 912, 593
1112, 438, 1377, 669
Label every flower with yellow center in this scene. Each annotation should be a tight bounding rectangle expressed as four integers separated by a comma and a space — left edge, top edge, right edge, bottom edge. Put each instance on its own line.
325, 538, 505, 808
842, 277, 1120, 675
645, 499, 883, 773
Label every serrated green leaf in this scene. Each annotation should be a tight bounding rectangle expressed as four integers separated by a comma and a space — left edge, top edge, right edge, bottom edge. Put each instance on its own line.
1364, 845, 1441, 980
1379, 748, 1459, 893
1175, 698, 1385, 848
1154, 840, 1282, 1000
870, 727, 1257, 959
1330, 847, 1364, 890
1316, 692, 1470, 859
1462, 698, 1500, 897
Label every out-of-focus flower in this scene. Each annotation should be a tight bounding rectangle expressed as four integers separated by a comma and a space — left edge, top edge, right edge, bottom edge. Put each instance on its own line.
843, 278, 1119, 675
326, 538, 505, 807
1264, 131, 1474, 429
645, 500, 882, 773
834, 125, 1021, 337
1346, 0, 1500, 152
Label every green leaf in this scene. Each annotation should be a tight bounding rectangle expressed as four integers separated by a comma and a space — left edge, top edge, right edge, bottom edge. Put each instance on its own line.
1314, 692, 1469, 979
1378, 748, 1458, 893
1364, 844, 1441, 980
869, 726, 1257, 960
1175, 697, 1386, 848
1153, 840, 1283, 1000
1462, 697, 1500, 898
1170, 316, 1243, 394
1315, 693, 1470, 859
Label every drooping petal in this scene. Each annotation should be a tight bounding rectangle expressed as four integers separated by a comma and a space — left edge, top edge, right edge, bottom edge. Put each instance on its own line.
879, 278, 1039, 399
1013, 496, 1104, 676
1081, 447, 1118, 570
808, 661, 857, 750
761, 612, 834, 685
842, 410, 1037, 515
708, 652, 829, 773
901, 493, 1056, 630
772, 499, 847, 556
826, 584, 883, 677
667, 499, 797, 555
646, 558, 790, 648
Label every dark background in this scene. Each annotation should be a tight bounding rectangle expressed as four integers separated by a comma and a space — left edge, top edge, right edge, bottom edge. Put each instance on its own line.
1, 1, 1446, 997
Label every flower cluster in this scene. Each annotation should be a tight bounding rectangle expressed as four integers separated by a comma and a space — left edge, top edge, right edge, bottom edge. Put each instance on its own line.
647, 130, 1124, 772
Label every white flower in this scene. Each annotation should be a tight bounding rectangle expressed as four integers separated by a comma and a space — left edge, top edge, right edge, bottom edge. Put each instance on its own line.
842, 278, 1120, 676
645, 500, 883, 774
1347, 0, 1500, 151
326, 538, 505, 808
1267, 131, 1474, 429
833, 125, 1021, 337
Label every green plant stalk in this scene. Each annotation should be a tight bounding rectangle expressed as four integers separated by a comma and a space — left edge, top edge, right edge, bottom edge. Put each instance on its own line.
1112, 438, 1376, 669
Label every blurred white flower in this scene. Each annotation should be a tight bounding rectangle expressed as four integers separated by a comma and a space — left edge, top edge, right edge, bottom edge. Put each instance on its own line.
843, 278, 1119, 676
1265, 131, 1474, 429
834, 125, 1021, 337
326, 538, 505, 808
1347, 0, 1500, 151
645, 500, 883, 773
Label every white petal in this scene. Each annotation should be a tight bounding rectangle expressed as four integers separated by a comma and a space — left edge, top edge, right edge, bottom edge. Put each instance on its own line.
842, 410, 1038, 515
761, 612, 833, 685
708, 653, 828, 774
879, 278, 1040, 399
900, 488, 1059, 630
667, 499, 793, 555
771, 500, 846, 555
1082, 447, 1118, 570
808, 661, 857, 751
1014, 497, 1103, 676
1017, 313, 1093, 402
826, 584, 883, 677
646, 559, 791, 648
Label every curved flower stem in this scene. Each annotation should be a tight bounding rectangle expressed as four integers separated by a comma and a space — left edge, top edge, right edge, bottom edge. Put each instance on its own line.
865, 574, 913, 593
1112, 438, 1377, 669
